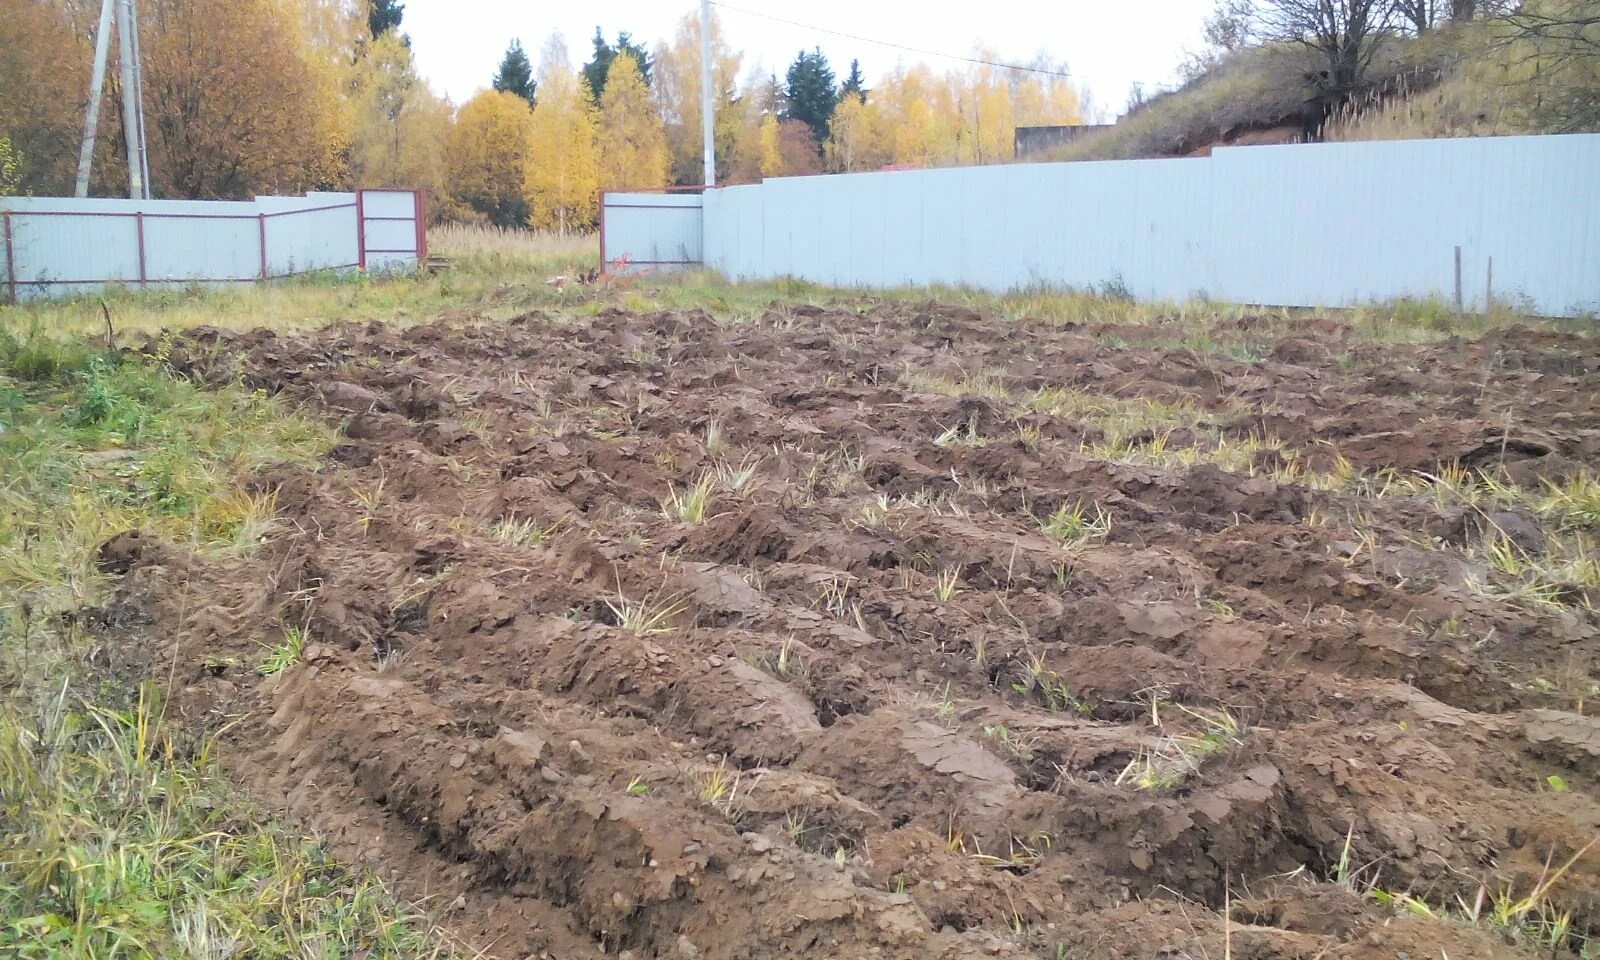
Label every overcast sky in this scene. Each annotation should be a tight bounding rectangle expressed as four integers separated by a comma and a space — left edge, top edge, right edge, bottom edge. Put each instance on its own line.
403, 0, 1212, 122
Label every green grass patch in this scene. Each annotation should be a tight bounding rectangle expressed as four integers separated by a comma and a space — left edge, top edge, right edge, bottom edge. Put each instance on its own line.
0, 333, 328, 597
0, 332, 455, 958
0, 684, 456, 959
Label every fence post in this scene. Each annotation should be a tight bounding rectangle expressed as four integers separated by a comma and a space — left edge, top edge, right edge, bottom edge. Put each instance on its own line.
258, 213, 268, 280
598, 190, 609, 274
135, 211, 148, 287
355, 189, 367, 270
413, 190, 427, 262
2, 212, 16, 304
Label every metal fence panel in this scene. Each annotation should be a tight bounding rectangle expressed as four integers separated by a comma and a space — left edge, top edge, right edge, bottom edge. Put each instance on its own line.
880, 171, 925, 287
142, 215, 258, 282
266, 201, 359, 277
1, 189, 419, 301
13, 213, 142, 289
357, 189, 423, 274
601, 192, 702, 271
359, 190, 416, 219
704, 184, 763, 281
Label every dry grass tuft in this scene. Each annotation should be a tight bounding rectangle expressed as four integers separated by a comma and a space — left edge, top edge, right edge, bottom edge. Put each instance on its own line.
429, 223, 595, 263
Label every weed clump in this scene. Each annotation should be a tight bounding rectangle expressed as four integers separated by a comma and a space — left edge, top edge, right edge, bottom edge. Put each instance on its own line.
662, 475, 717, 524
1116, 704, 1241, 791
1038, 502, 1112, 545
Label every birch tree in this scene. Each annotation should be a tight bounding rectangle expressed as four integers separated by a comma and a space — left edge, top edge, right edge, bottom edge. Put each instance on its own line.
598, 52, 669, 190
524, 36, 599, 232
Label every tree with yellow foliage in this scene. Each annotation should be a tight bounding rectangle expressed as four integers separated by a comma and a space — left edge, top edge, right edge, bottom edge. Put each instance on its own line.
524, 36, 599, 232
869, 65, 957, 167
953, 61, 1018, 165
828, 57, 1083, 172
277, 0, 366, 184
6, 0, 1096, 205
653, 10, 746, 184
139, 0, 346, 197
0, 0, 83, 194
825, 94, 889, 172
717, 68, 778, 184
0, 0, 352, 197
597, 52, 669, 190
1008, 57, 1085, 127
349, 30, 453, 208
757, 112, 785, 176
446, 90, 534, 227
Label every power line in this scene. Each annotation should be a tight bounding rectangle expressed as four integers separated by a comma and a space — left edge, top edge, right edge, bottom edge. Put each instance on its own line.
707, 0, 1079, 79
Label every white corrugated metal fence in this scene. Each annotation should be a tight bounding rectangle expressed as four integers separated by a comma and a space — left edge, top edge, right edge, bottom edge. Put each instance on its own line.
606, 134, 1600, 317
1, 188, 424, 302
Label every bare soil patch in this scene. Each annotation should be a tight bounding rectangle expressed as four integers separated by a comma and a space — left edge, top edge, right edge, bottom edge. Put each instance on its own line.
100, 303, 1598, 958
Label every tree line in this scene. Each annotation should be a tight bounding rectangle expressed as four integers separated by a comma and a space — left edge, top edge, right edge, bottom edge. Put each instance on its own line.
0, 0, 1083, 229
459, 13, 1083, 230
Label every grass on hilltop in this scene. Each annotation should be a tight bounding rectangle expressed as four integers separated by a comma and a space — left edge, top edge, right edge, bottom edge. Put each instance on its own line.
1041, 12, 1599, 163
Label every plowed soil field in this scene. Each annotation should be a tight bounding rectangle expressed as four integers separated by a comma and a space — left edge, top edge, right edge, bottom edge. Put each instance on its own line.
98, 303, 1599, 959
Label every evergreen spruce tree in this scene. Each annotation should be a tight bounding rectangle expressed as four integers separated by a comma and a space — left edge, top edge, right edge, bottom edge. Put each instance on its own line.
839, 58, 866, 103
368, 0, 404, 38
583, 28, 653, 102
493, 39, 537, 107
783, 48, 838, 143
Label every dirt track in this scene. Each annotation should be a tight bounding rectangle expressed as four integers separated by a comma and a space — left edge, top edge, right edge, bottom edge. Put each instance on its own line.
101, 303, 1598, 959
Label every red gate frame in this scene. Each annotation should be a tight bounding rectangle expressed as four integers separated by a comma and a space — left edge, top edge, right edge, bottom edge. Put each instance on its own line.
598, 185, 707, 276
358, 188, 429, 265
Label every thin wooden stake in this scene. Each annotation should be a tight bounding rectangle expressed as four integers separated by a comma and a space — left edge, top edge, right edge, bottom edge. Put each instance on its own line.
1453, 245, 1464, 317
1485, 256, 1494, 318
